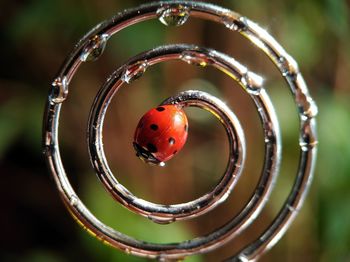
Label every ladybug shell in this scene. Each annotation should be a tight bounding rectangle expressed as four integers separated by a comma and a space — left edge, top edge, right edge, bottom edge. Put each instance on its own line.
134, 105, 188, 164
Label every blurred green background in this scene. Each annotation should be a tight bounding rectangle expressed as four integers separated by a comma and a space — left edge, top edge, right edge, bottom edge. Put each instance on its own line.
1, 0, 349, 261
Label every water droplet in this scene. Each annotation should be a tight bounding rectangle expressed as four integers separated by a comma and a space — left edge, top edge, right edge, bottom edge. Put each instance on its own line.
299, 118, 318, 149
241, 72, 263, 95
70, 195, 79, 206
42, 145, 53, 157
147, 215, 174, 224
279, 55, 299, 78
180, 50, 213, 67
222, 14, 248, 31
80, 34, 109, 62
300, 145, 309, 152
50, 76, 68, 103
44, 131, 53, 146
263, 128, 275, 144
302, 99, 318, 119
293, 75, 318, 118
295, 92, 318, 119
42, 147, 48, 155
237, 255, 250, 262
157, 5, 190, 26
121, 60, 148, 83
156, 255, 167, 262
286, 204, 298, 212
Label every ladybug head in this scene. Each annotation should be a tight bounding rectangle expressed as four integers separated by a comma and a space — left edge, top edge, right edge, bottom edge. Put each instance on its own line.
133, 142, 165, 167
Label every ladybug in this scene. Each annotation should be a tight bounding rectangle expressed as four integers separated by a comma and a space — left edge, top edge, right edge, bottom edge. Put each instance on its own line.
133, 105, 188, 166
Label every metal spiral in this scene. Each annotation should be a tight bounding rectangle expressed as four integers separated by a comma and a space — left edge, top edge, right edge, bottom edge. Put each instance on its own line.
43, 1, 318, 261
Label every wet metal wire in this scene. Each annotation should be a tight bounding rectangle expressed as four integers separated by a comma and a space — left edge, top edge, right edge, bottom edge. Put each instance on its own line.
43, 1, 318, 261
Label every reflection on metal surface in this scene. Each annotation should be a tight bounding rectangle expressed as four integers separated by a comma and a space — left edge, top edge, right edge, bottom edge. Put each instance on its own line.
43, 1, 317, 261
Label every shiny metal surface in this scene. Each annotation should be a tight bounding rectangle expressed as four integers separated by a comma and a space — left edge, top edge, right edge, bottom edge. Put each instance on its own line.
88, 58, 246, 223
43, 1, 318, 261
85, 43, 281, 256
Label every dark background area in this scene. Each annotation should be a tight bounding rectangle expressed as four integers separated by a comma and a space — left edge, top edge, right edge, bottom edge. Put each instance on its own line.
1, 0, 350, 261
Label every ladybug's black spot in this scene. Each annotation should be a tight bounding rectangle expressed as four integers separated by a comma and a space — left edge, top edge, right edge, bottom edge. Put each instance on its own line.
184, 125, 188, 132
150, 124, 158, 131
156, 107, 165, 112
168, 137, 175, 145
173, 150, 178, 155
147, 143, 158, 153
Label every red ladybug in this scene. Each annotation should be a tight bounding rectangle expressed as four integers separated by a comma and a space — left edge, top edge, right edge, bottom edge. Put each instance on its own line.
133, 105, 188, 166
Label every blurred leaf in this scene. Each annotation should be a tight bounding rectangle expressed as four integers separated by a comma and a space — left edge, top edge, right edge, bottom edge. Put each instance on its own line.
0, 99, 23, 158
6, 0, 91, 42
317, 94, 350, 260
24, 250, 64, 262
0, 91, 45, 158
325, 0, 349, 36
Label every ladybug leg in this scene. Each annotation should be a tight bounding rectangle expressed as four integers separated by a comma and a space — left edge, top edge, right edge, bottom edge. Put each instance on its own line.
133, 142, 165, 167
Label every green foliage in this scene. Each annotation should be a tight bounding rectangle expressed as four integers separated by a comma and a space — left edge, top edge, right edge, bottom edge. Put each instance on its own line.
317, 96, 350, 260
